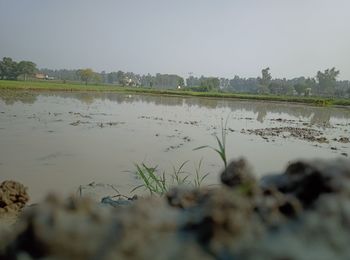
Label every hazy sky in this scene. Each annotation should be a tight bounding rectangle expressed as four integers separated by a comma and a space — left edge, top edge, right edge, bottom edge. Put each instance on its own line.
1, 0, 349, 79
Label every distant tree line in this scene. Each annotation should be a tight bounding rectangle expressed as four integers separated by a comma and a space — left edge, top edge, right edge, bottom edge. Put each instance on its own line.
219, 67, 350, 98
1, 56, 349, 97
40, 68, 184, 89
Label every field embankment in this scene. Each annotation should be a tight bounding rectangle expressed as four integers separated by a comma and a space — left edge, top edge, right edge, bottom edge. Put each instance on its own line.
1, 80, 349, 106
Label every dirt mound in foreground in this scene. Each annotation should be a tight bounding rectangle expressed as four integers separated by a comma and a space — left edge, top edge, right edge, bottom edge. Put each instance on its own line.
0, 180, 29, 214
1, 158, 350, 260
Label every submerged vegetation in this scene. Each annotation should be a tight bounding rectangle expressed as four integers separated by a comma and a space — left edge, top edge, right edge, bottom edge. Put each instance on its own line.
194, 118, 229, 168
132, 163, 167, 196
131, 160, 210, 196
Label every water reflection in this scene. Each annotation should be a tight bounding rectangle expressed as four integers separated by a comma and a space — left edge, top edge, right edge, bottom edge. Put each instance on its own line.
1, 90, 350, 125
310, 110, 332, 127
0, 90, 37, 105
257, 109, 267, 123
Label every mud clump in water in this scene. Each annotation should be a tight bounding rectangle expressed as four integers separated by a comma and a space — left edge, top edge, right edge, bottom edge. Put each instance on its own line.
1, 159, 350, 259
337, 137, 350, 143
0, 181, 29, 214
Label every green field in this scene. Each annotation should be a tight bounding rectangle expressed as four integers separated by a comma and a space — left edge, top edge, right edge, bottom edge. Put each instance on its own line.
0, 80, 349, 106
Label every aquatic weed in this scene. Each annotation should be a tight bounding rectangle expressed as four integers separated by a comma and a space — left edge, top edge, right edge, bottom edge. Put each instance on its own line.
131, 160, 211, 196
194, 117, 229, 168
193, 158, 210, 188
171, 160, 190, 186
131, 163, 167, 196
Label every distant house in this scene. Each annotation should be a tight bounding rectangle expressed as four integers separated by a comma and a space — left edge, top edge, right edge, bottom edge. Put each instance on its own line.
35, 73, 46, 80
35, 73, 54, 80
124, 76, 140, 87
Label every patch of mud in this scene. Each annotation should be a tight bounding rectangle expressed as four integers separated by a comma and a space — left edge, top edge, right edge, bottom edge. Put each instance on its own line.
98, 122, 125, 128
70, 120, 91, 126
89, 113, 111, 116
37, 152, 74, 161
139, 115, 199, 126
270, 118, 298, 123
48, 112, 63, 117
165, 143, 184, 152
69, 120, 125, 128
68, 112, 92, 119
164, 134, 193, 152
232, 117, 254, 121
336, 137, 350, 143
242, 127, 329, 143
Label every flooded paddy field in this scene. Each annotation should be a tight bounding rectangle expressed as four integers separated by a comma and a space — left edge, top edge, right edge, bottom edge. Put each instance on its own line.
0, 90, 349, 202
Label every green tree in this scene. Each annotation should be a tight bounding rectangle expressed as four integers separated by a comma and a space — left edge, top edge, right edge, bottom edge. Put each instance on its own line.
258, 67, 272, 94
200, 77, 219, 91
92, 73, 101, 85
78, 68, 94, 85
18, 61, 37, 81
186, 76, 200, 88
281, 84, 294, 95
294, 83, 307, 96
258, 85, 270, 94
316, 67, 340, 95
258, 67, 272, 86
268, 82, 281, 94
107, 72, 118, 84
116, 71, 126, 85
303, 77, 317, 95
0, 57, 19, 80
177, 77, 185, 87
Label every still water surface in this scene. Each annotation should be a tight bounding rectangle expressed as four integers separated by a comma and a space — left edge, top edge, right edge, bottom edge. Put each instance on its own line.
0, 91, 349, 202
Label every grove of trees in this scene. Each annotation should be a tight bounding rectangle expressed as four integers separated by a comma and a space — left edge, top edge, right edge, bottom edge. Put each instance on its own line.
0, 57, 37, 80
316, 67, 340, 95
220, 68, 348, 97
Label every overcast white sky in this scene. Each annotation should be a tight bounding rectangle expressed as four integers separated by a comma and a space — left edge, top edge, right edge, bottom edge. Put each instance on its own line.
0, 0, 349, 79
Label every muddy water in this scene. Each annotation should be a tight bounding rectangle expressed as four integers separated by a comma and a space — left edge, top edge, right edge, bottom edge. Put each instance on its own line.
0, 90, 349, 202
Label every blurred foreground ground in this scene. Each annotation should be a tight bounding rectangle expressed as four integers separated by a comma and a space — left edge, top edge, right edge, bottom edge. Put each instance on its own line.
1, 158, 350, 259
